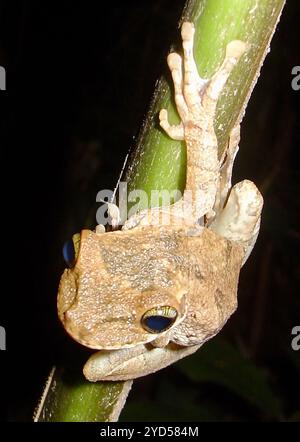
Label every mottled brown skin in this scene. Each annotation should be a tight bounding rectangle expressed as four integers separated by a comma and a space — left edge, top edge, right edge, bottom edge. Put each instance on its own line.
58, 226, 243, 351
57, 22, 263, 381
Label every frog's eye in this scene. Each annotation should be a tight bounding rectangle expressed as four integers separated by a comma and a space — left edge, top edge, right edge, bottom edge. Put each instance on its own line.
62, 233, 81, 268
141, 306, 178, 333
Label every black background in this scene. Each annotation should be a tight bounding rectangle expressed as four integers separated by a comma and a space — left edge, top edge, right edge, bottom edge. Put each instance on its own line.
1, 0, 299, 422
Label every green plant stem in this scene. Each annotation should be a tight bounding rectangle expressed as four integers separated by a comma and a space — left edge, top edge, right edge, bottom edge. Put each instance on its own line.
126, 0, 286, 209
34, 367, 132, 422
37, 0, 285, 422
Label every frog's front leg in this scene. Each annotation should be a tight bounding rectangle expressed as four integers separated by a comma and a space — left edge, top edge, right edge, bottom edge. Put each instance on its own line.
160, 22, 247, 223
83, 343, 201, 382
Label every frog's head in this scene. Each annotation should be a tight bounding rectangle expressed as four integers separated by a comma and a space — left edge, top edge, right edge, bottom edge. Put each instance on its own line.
57, 228, 188, 350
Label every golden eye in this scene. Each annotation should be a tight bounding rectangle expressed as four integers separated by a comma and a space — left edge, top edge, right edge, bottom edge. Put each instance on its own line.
141, 306, 178, 333
62, 233, 81, 268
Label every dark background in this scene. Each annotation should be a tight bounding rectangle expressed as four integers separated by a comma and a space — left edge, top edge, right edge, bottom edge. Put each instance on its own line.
1, 0, 299, 421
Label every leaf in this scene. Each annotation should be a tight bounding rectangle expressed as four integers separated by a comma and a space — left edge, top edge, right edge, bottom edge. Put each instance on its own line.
287, 410, 300, 422
176, 338, 283, 418
120, 381, 225, 422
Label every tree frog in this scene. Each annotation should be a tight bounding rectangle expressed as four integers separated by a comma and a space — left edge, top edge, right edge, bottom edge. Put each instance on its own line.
57, 22, 263, 381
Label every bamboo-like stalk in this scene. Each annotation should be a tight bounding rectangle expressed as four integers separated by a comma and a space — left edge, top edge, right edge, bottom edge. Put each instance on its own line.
34, 367, 132, 422
36, 0, 286, 422
126, 0, 286, 208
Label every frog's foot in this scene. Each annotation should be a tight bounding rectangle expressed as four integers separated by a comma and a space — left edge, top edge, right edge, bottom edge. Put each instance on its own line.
159, 22, 247, 134
210, 179, 263, 264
